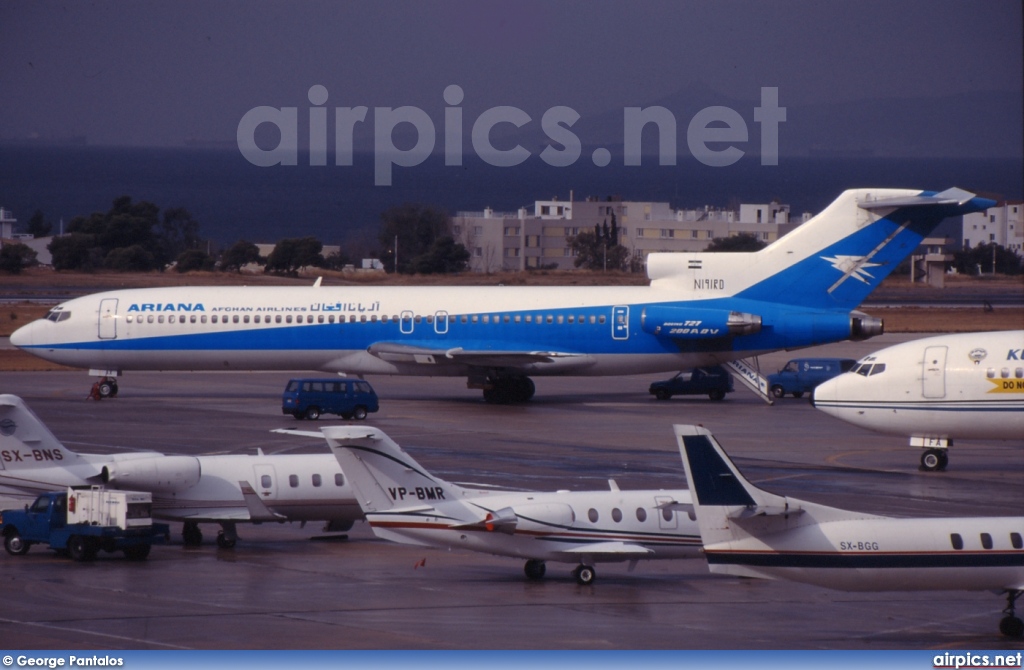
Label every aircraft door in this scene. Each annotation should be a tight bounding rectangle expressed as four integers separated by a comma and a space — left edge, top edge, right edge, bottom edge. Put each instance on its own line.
612, 306, 629, 341
400, 310, 414, 334
654, 495, 678, 530
434, 311, 449, 334
253, 464, 278, 501
98, 299, 118, 339
922, 346, 947, 398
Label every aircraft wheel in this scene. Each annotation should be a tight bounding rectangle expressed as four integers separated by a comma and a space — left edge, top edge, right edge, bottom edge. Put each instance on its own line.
4, 531, 30, 556
573, 564, 596, 586
770, 385, 785, 399
353, 406, 368, 420
524, 559, 546, 580
654, 389, 671, 401
98, 381, 116, 398
1000, 615, 1024, 638
182, 522, 203, 546
216, 532, 237, 549
304, 406, 321, 420
920, 449, 946, 472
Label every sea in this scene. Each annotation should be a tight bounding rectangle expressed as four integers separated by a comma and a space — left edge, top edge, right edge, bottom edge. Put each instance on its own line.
1, 145, 1021, 252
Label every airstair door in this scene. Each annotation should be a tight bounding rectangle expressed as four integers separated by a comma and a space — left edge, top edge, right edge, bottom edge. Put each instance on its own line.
612, 306, 629, 341
922, 346, 947, 399
98, 299, 118, 339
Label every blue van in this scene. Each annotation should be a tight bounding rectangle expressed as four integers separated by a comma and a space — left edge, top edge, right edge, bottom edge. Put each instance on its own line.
282, 378, 379, 420
767, 358, 856, 399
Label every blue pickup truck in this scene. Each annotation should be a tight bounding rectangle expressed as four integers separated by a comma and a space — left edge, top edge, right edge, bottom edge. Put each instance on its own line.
1, 488, 169, 561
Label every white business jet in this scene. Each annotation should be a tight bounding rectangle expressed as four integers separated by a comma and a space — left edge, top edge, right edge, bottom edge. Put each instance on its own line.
674, 424, 1024, 638
812, 330, 1024, 471
0, 394, 361, 548
11, 188, 992, 403
286, 425, 701, 585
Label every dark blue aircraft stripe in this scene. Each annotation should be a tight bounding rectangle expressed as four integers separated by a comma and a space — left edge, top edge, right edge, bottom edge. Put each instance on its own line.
706, 550, 1024, 569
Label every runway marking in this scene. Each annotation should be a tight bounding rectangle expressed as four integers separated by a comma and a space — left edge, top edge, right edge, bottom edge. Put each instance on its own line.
0, 616, 192, 649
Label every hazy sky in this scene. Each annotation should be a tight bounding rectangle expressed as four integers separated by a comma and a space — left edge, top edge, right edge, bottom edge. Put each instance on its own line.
1, 0, 1021, 146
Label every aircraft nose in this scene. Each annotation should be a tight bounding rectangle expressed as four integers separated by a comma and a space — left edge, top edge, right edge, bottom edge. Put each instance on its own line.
811, 376, 839, 408
10, 320, 38, 348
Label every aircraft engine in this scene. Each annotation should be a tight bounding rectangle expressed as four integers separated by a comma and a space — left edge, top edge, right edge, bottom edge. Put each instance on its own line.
641, 306, 762, 339
850, 311, 884, 341
510, 502, 577, 530
101, 455, 201, 493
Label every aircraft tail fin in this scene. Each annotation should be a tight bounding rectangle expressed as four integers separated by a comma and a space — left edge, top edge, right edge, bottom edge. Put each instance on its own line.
649, 188, 994, 311
0, 394, 83, 469
322, 426, 465, 514
674, 424, 807, 546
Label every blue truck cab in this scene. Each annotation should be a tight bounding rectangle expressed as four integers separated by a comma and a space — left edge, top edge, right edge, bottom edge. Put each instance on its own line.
1, 488, 169, 561
282, 378, 379, 420
767, 358, 857, 399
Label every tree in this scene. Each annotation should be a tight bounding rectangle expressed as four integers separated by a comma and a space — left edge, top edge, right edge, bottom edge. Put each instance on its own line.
49, 233, 100, 271
322, 249, 353, 270
566, 230, 630, 271
155, 207, 202, 267
26, 210, 52, 237
0, 243, 38, 274
704, 233, 766, 252
103, 245, 156, 272
175, 249, 216, 273
410, 236, 470, 274
265, 237, 324, 275
953, 243, 1023, 275
220, 240, 263, 272
378, 204, 451, 274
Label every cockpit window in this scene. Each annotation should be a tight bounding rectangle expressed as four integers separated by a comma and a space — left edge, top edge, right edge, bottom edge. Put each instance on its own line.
45, 309, 71, 323
854, 362, 886, 376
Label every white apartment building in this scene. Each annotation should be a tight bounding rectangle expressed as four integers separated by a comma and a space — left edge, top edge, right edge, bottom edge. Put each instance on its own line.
453, 196, 804, 272
962, 201, 1023, 253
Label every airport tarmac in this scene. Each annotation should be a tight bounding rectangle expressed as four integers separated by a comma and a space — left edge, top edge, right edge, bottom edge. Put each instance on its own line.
1, 334, 1022, 650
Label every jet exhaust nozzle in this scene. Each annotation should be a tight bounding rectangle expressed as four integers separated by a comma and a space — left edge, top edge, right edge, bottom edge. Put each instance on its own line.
850, 311, 884, 341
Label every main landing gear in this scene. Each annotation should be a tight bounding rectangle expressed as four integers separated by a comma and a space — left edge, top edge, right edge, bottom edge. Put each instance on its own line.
1001, 590, 1024, 638
182, 521, 238, 549
481, 376, 536, 404
522, 559, 596, 585
87, 376, 119, 400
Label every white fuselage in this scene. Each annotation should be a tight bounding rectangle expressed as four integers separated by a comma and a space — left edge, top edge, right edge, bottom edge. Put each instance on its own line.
0, 451, 361, 525
812, 330, 1024, 440
367, 487, 701, 564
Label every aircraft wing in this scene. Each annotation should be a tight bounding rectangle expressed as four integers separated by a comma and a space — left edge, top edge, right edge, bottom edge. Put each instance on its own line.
553, 541, 654, 557
366, 341, 595, 370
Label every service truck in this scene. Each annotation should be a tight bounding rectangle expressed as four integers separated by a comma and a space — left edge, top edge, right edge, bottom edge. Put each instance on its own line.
1, 487, 169, 561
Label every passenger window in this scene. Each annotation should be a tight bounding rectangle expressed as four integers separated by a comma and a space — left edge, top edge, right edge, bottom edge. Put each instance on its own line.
514, 315, 521, 323
312, 474, 322, 487
169, 315, 176, 324
950, 533, 964, 550
599, 315, 606, 324
190, 315, 197, 324
127, 315, 134, 323
201, 315, 207, 324
211, 315, 218, 324
1001, 368, 1010, 378
1011, 533, 1022, 549
611, 508, 622, 523
275, 315, 282, 324
557, 315, 564, 324
148, 315, 155, 323
158, 315, 165, 324
662, 508, 673, 522
981, 533, 993, 549
460, 315, 468, 323
261, 475, 272, 488
588, 508, 599, 523
334, 473, 345, 487
243, 315, 250, 324
286, 315, 293, 324
317, 315, 324, 324
233, 315, 239, 324
289, 475, 298, 488
525, 315, 532, 323
482, 315, 490, 324
636, 508, 647, 522
986, 368, 995, 378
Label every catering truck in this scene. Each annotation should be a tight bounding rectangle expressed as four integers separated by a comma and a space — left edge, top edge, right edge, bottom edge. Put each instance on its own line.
1, 487, 169, 561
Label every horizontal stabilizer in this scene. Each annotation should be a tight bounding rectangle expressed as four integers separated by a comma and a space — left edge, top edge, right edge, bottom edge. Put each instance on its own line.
271, 429, 323, 439
728, 502, 803, 519
857, 187, 977, 209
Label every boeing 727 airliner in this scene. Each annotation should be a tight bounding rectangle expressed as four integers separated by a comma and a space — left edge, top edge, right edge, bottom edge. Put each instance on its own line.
12, 188, 992, 402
